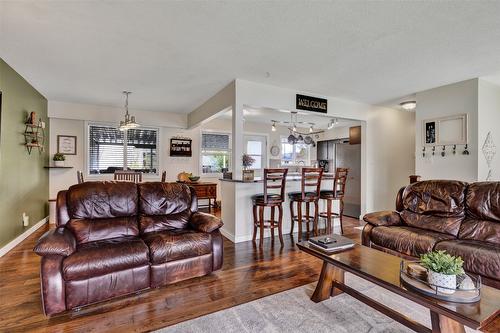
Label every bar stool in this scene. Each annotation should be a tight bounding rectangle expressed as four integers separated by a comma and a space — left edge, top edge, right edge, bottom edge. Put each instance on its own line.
251, 168, 288, 247
288, 167, 323, 241
319, 168, 348, 234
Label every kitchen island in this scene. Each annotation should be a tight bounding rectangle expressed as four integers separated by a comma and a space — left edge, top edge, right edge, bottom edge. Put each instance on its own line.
219, 173, 337, 243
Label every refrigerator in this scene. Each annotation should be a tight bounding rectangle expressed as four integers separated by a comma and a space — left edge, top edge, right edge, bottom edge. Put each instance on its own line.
317, 138, 361, 218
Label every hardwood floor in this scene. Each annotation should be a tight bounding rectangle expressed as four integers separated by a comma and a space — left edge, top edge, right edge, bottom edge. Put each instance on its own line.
0, 211, 363, 333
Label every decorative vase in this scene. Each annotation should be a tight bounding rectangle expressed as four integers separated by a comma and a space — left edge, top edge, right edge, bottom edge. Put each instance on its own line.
242, 169, 254, 181
54, 160, 65, 167
427, 270, 456, 294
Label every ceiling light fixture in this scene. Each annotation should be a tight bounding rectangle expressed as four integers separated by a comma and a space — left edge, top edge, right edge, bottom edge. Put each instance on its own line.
271, 121, 277, 132
119, 91, 139, 131
309, 125, 313, 133
400, 100, 417, 111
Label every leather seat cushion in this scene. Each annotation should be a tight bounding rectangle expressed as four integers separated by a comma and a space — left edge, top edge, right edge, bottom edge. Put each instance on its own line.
67, 181, 138, 219
143, 230, 212, 264
371, 226, 455, 257
435, 240, 500, 280
319, 190, 343, 199
63, 236, 149, 281
66, 216, 139, 244
251, 193, 283, 203
287, 191, 318, 201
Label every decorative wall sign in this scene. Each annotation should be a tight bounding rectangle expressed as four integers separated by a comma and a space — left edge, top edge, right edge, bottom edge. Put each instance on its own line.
57, 135, 77, 155
170, 137, 192, 157
422, 114, 468, 147
296, 94, 327, 113
482, 132, 496, 181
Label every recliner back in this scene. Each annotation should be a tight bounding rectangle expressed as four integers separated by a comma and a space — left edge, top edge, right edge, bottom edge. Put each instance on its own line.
64, 181, 140, 244
399, 180, 467, 236
138, 182, 197, 234
459, 182, 500, 244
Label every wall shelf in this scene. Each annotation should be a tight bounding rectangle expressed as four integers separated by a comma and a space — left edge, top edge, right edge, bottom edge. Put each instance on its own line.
44, 166, 74, 169
24, 121, 45, 154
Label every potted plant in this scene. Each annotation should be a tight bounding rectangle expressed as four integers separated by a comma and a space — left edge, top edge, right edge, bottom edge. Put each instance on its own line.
53, 153, 66, 167
242, 154, 255, 181
420, 250, 464, 294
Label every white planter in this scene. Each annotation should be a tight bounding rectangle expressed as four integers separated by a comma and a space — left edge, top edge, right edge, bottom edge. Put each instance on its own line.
427, 270, 456, 294
54, 160, 65, 167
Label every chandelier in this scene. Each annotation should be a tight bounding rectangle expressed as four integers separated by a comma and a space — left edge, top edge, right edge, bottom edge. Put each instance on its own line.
119, 91, 139, 131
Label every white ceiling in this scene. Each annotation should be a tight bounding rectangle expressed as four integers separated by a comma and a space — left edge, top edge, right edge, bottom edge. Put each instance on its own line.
1, 2, 500, 113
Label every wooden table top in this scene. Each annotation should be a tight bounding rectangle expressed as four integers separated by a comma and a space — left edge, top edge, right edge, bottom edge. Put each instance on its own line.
297, 242, 500, 330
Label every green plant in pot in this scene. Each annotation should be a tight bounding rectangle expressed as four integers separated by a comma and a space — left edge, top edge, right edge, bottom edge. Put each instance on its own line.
420, 250, 464, 294
242, 153, 255, 181
53, 153, 66, 167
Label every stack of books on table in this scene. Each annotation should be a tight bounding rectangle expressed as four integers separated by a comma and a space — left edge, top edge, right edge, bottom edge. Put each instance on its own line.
308, 235, 355, 253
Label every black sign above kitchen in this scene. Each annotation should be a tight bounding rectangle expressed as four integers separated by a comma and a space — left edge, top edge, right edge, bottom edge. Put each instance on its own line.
296, 94, 328, 113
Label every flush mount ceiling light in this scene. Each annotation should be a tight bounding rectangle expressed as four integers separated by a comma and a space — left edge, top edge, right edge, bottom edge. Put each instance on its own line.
400, 100, 417, 111
119, 91, 140, 131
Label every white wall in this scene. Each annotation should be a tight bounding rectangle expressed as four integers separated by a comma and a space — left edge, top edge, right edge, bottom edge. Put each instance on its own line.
415, 79, 479, 182
478, 79, 500, 181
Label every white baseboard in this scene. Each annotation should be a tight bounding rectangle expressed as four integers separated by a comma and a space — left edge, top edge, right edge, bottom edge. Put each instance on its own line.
0, 217, 48, 257
219, 227, 235, 242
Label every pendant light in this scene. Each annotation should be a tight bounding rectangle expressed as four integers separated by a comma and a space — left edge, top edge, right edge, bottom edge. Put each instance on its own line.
119, 91, 140, 131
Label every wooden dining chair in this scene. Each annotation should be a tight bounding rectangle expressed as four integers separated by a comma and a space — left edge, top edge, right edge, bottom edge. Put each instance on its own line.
114, 170, 143, 183
77, 171, 84, 184
161, 171, 167, 182
319, 167, 349, 234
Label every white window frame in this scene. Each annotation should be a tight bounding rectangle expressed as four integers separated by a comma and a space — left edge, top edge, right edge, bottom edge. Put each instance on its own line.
85, 121, 160, 178
280, 135, 311, 166
199, 130, 232, 177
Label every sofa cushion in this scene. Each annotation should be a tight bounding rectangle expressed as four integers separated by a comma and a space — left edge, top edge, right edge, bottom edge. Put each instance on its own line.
66, 216, 139, 244
466, 181, 500, 222
63, 236, 149, 281
67, 181, 138, 219
435, 240, 500, 281
400, 180, 467, 236
370, 226, 455, 257
142, 230, 212, 264
458, 218, 500, 245
138, 183, 195, 233
139, 210, 191, 234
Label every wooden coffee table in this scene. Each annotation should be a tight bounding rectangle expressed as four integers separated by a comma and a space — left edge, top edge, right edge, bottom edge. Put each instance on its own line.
297, 242, 500, 333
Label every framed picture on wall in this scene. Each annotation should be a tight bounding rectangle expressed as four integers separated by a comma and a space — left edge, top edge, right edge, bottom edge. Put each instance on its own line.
57, 135, 77, 155
422, 114, 468, 146
170, 138, 192, 157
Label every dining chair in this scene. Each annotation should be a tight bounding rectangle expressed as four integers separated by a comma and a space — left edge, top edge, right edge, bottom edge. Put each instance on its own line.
114, 170, 143, 183
77, 170, 84, 184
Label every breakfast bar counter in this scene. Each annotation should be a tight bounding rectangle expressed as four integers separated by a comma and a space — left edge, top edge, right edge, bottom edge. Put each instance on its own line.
219, 173, 337, 243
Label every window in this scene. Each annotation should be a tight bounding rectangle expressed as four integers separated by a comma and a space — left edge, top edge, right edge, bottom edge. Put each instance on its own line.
244, 135, 267, 171
201, 132, 231, 174
88, 124, 158, 175
280, 136, 310, 166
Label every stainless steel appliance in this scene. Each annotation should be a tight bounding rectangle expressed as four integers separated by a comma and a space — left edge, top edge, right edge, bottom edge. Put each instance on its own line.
317, 138, 361, 218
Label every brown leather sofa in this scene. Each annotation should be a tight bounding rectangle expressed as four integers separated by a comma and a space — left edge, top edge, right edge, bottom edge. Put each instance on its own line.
34, 181, 224, 315
362, 180, 500, 288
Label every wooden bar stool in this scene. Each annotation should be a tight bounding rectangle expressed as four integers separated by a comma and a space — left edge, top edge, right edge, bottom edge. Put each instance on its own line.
251, 168, 288, 247
319, 168, 348, 234
288, 167, 323, 241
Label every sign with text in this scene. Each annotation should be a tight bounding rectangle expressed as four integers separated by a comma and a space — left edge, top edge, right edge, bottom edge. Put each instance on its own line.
296, 94, 328, 113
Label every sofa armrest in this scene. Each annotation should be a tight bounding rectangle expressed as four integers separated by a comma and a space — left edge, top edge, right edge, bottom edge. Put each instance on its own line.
34, 227, 76, 257
363, 211, 402, 227
190, 212, 224, 233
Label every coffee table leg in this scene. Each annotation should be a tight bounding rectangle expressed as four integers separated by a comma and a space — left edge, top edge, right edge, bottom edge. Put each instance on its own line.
430, 311, 465, 333
311, 261, 344, 302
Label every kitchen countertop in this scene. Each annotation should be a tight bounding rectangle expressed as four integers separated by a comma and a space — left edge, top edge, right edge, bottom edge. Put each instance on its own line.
220, 173, 334, 183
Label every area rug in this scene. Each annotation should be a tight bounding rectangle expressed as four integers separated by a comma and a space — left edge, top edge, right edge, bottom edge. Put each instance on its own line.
157, 273, 479, 333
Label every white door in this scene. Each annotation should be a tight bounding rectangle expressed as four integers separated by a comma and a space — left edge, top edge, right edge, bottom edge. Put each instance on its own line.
244, 135, 267, 178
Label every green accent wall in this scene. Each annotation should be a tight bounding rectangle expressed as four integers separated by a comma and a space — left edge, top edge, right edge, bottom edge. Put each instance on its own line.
0, 58, 49, 247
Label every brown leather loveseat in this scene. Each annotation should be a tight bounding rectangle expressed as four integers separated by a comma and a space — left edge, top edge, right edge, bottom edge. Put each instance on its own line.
362, 180, 499, 288
34, 181, 224, 315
